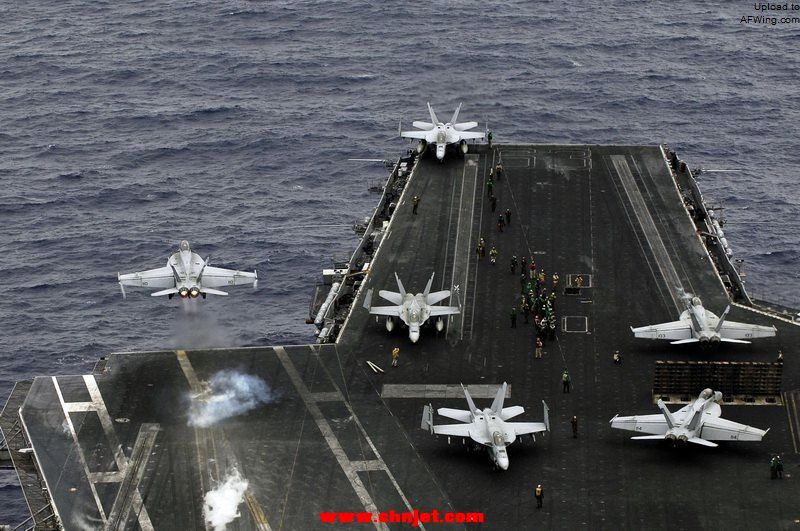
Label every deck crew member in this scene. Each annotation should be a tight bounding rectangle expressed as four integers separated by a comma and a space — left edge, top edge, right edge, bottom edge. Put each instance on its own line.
535, 337, 543, 358
497, 215, 505, 232
505, 208, 512, 225
489, 246, 498, 264
510, 255, 518, 275
613, 350, 622, 364
510, 307, 517, 328
562, 369, 571, 393
391, 347, 400, 367
535, 484, 543, 509
571, 415, 578, 438
412, 195, 420, 214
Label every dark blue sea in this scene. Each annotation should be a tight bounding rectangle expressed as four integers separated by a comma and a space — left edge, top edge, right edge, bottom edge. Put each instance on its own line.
1, 0, 798, 523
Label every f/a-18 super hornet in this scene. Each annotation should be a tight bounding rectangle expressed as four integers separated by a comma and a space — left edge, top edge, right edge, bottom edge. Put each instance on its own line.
118, 240, 257, 299
363, 272, 459, 343
421, 382, 549, 470
610, 388, 768, 447
630, 289, 776, 344
400, 102, 485, 161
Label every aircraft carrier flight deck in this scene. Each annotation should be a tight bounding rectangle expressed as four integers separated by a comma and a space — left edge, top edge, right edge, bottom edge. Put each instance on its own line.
2, 144, 800, 530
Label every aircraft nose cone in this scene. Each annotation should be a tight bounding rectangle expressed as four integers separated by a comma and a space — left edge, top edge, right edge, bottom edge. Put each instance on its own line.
410, 328, 420, 343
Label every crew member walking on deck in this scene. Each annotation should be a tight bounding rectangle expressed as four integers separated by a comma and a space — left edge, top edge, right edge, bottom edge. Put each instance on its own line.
562, 369, 571, 393
510, 307, 517, 328
535, 485, 543, 509
571, 415, 578, 438
535, 337, 543, 358
412, 195, 420, 214
391, 347, 400, 367
510, 255, 518, 275
505, 208, 512, 225
489, 246, 498, 264
613, 350, 622, 364
497, 215, 505, 232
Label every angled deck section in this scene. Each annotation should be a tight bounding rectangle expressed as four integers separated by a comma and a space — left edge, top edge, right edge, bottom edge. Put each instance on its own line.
5, 144, 800, 530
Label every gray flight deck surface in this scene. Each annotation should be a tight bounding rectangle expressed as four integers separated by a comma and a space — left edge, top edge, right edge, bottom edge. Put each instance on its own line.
5, 145, 800, 530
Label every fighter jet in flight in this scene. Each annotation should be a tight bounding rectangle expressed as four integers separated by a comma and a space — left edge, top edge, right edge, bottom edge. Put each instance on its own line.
118, 240, 257, 299
363, 272, 459, 343
610, 388, 768, 447
400, 102, 485, 161
631, 290, 776, 344
421, 382, 549, 470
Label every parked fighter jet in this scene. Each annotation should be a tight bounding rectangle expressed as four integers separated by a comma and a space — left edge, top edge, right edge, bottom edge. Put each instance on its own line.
631, 290, 776, 344
118, 240, 257, 299
400, 103, 485, 161
363, 272, 459, 343
610, 388, 768, 447
421, 382, 549, 470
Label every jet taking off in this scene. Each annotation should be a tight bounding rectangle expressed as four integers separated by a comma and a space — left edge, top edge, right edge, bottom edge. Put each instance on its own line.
118, 240, 257, 299
421, 383, 549, 470
631, 290, 776, 344
400, 102, 485, 161
363, 272, 459, 343
610, 389, 768, 447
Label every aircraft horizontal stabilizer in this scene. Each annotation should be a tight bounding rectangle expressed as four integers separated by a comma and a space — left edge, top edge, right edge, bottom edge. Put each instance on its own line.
437, 407, 472, 423
631, 435, 667, 440
454, 121, 478, 131
426, 290, 451, 305
670, 338, 700, 345
412, 121, 434, 130
688, 437, 718, 447
378, 290, 403, 305
720, 337, 750, 344
202, 288, 229, 296
151, 288, 179, 297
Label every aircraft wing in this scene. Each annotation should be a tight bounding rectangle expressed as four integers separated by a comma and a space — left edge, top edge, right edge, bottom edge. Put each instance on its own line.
609, 414, 669, 435
508, 422, 547, 436
718, 320, 777, 340
630, 321, 692, 341
699, 416, 768, 442
429, 305, 460, 316
455, 130, 485, 141
368, 305, 401, 317
118, 266, 176, 289
200, 266, 257, 288
431, 423, 490, 444
401, 130, 432, 141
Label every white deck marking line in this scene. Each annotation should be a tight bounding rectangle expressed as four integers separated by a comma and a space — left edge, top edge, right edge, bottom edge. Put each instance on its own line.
310, 391, 345, 402
336, 159, 421, 344
106, 423, 160, 530
175, 350, 271, 531
52, 377, 107, 523
83, 375, 154, 531
732, 301, 800, 327
380, 384, 510, 400
611, 155, 684, 312
350, 460, 386, 472
463, 154, 483, 340
786, 392, 800, 455
440, 160, 462, 292
90, 471, 124, 483
274, 347, 387, 531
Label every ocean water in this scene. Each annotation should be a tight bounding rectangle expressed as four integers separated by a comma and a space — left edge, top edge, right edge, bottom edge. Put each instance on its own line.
1, 0, 798, 523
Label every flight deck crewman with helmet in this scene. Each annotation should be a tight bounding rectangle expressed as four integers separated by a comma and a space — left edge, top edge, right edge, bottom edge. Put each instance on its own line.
535, 484, 544, 508
391, 347, 400, 367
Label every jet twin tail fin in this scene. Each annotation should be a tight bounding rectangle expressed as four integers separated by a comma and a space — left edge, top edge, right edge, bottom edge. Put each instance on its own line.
394, 272, 406, 297
714, 305, 731, 333
657, 400, 676, 429
461, 383, 479, 414
490, 382, 507, 413
423, 273, 434, 298
450, 102, 462, 125
421, 404, 434, 433
427, 102, 439, 125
